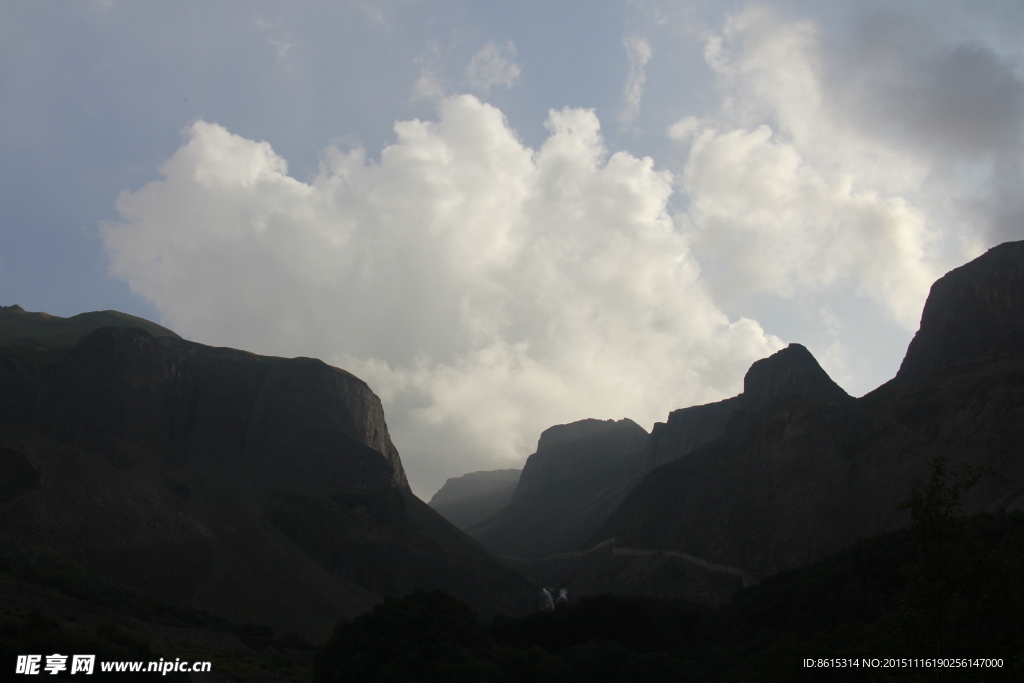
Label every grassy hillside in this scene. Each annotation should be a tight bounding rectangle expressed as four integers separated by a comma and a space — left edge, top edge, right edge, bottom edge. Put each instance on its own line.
0, 305, 179, 366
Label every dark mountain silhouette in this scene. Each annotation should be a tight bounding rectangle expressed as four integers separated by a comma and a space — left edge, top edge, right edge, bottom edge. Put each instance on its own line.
898, 241, 1024, 378
0, 308, 534, 641
429, 469, 520, 531
560, 242, 1024, 605
467, 419, 648, 572
640, 343, 850, 479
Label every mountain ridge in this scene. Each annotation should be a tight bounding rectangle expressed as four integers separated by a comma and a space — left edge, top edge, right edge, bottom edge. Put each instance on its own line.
0, 317, 535, 640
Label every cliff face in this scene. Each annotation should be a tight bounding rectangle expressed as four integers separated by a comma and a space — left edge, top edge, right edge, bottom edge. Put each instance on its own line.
638, 398, 740, 477
468, 419, 648, 562
742, 343, 850, 405
639, 344, 850, 479
898, 241, 1024, 379
0, 315, 534, 640
429, 469, 521, 531
514, 419, 648, 501
567, 243, 1024, 605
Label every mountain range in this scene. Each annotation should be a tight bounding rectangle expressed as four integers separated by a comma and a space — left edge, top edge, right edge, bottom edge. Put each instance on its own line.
0, 306, 534, 642
3, 240, 1023, 652
431, 241, 1024, 605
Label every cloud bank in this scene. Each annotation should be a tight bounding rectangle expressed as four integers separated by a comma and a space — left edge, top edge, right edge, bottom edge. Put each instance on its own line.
103, 4, 1024, 497
103, 96, 781, 496
672, 6, 940, 329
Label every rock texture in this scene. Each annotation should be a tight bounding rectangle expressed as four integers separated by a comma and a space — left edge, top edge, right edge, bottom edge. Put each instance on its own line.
0, 311, 534, 640
637, 397, 741, 477
564, 243, 1024, 604
637, 344, 850, 480
468, 419, 648, 565
429, 469, 521, 531
898, 241, 1024, 379
742, 343, 850, 405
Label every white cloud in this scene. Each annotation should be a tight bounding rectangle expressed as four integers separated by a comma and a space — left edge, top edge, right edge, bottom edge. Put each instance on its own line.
671, 5, 940, 329
412, 44, 445, 101
103, 96, 781, 497
254, 17, 291, 61
466, 41, 522, 90
621, 34, 653, 124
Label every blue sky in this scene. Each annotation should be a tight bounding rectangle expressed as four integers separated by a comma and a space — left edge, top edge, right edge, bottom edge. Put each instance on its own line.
3, 1, 1023, 497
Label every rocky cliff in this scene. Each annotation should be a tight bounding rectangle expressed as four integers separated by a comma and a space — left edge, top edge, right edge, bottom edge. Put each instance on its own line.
637, 397, 740, 477
468, 419, 648, 564
0, 310, 534, 640
638, 344, 850, 478
566, 243, 1024, 605
898, 241, 1024, 378
429, 469, 521, 530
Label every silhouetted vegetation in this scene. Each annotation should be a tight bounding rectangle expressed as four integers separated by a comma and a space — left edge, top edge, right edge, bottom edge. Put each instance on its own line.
317, 511, 1024, 682
0, 545, 279, 639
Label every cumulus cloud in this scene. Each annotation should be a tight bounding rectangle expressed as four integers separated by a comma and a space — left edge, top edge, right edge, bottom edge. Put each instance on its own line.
466, 41, 521, 90
621, 34, 652, 124
103, 96, 781, 497
671, 6, 940, 329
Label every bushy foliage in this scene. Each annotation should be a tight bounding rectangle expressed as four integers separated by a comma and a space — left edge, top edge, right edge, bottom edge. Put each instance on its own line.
315, 590, 500, 682
317, 512, 1024, 682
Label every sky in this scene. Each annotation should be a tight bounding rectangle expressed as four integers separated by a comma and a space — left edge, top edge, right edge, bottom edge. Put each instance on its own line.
2, 1, 1023, 498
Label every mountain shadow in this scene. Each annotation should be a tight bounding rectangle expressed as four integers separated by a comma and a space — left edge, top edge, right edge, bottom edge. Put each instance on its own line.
0, 307, 535, 642
466, 419, 648, 572
562, 241, 1024, 606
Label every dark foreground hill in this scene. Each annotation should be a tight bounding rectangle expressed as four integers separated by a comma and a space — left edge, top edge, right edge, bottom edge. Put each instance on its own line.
563, 242, 1024, 604
315, 509, 1024, 682
0, 307, 534, 642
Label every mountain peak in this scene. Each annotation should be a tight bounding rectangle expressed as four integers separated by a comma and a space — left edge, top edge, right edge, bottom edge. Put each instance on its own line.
742, 343, 849, 405
898, 241, 1024, 379
536, 418, 645, 454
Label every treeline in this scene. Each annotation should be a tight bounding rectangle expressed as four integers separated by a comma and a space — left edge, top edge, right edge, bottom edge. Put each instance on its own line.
316, 509, 1024, 682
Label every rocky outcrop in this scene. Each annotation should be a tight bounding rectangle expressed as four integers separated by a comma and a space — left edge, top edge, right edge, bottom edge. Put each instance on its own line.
638, 398, 740, 476
637, 344, 849, 479
468, 419, 647, 565
514, 419, 648, 501
429, 469, 521, 530
0, 316, 535, 640
566, 243, 1024, 605
898, 241, 1024, 379
742, 343, 850, 405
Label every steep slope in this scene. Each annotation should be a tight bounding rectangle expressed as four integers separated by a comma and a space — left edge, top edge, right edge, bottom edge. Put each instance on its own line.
638, 343, 850, 478
567, 243, 1024, 604
898, 240, 1024, 378
468, 419, 648, 563
637, 397, 741, 478
429, 469, 521, 530
0, 315, 534, 640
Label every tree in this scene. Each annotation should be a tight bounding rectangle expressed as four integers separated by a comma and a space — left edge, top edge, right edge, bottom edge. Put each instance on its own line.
896, 456, 985, 663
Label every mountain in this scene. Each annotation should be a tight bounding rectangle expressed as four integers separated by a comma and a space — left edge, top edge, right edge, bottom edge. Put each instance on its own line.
0, 308, 535, 641
467, 419, 648, 573
897, 241, 1024, 378
429, 469, 521, 531
562, 242, 1024, 604
639, 343, 850, 478
637, 397, 741, 478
